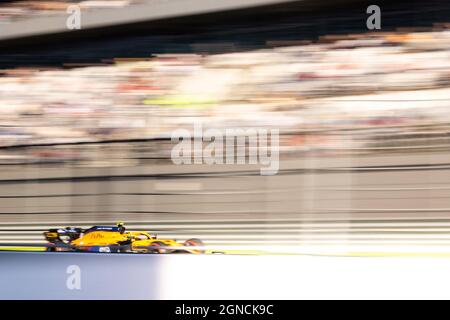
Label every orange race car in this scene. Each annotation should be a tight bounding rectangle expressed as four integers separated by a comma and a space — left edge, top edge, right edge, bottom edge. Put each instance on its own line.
44, 222, 205, 254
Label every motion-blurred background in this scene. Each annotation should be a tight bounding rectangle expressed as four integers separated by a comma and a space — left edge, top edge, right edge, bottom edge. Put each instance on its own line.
0, 0, 449, 254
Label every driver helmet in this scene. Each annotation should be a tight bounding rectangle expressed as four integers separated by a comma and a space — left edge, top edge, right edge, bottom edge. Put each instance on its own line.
116, 221, 126, 233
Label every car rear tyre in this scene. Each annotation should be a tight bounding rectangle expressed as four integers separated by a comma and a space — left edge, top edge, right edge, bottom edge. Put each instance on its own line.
151, 241, 168, 254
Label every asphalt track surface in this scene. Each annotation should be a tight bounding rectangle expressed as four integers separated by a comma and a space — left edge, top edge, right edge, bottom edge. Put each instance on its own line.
3, 151, 450, 254
4, 250, 450, 299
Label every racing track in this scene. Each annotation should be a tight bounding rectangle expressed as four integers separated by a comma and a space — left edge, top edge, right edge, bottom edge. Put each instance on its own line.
2, 250, 450, 299
3, 152, 450, 298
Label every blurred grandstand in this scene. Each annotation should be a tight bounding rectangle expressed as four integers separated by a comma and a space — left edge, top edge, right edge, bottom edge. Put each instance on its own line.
0, 0, 449, 254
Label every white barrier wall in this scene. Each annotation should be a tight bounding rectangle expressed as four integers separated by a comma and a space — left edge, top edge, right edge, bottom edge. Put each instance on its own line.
2, 251, 450, 299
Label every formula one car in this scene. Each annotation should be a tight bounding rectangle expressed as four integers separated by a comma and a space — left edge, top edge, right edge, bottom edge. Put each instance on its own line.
44, 223, 205, 254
